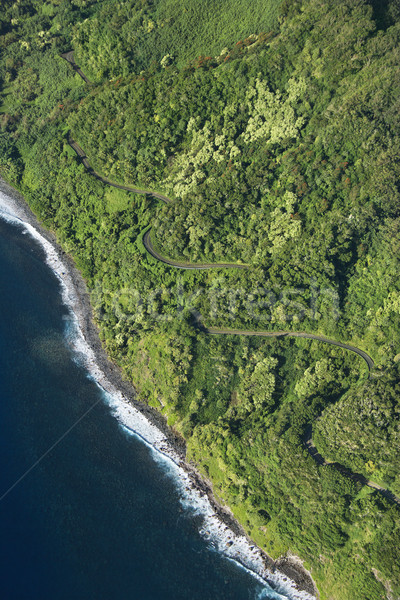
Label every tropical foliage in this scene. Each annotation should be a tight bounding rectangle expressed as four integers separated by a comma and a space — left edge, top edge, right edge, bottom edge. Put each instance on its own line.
1, 1, 400, 598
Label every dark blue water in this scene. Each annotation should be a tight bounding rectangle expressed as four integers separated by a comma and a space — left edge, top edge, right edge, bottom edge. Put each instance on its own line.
0, 216, 281, 600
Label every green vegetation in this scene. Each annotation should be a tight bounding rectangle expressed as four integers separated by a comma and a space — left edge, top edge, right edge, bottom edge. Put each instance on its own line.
1, 1, 400, 598
314, 370, 400, 495
72, 0, 280, 81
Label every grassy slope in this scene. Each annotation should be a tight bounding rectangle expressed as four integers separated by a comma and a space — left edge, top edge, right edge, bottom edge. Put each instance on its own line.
72, 0, 280, 80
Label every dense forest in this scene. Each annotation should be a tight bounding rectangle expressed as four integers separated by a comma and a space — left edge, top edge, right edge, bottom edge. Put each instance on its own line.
1, 0, 400, 598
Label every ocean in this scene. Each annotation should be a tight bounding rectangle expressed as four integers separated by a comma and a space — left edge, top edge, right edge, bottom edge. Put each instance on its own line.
0, 186, 309, 600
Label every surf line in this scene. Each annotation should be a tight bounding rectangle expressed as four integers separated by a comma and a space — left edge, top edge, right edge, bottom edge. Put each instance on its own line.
0, 187, 314, 600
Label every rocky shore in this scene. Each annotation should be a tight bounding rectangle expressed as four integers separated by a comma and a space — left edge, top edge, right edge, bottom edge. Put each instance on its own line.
0, 176, 318, 600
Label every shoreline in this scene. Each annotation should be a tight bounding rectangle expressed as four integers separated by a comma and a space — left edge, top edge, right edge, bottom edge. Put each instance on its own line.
0, 176, 318, 600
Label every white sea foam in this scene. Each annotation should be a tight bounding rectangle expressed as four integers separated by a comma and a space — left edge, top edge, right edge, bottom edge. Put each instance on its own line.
0, 187, 316, 600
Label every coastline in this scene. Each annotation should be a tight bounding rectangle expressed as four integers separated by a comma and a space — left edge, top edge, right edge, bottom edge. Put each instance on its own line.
0, 176, 318, 600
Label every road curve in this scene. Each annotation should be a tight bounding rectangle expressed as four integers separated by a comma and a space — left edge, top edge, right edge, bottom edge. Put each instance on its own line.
61, 51, 92, 85
69, 140, 172, 203
208, 329, 396, 502
143, 230, 249, 270
63, 52, 400, 509
205, 328, 374, 371
69, 140, 249, 268
304, 426, 400, 506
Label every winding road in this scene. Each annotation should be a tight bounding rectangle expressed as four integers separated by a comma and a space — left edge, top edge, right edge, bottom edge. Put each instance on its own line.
143, 230, 249, 270
68, 139, 171, 203
63, 52, 400, 508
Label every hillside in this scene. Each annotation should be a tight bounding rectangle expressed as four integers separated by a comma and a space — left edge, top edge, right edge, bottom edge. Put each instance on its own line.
1, 1, 400, 598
